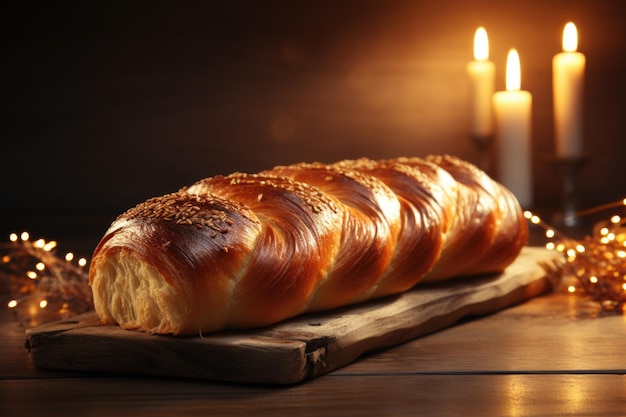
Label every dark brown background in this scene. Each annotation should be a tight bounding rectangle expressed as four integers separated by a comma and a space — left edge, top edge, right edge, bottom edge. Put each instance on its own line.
2, 0, 625, 251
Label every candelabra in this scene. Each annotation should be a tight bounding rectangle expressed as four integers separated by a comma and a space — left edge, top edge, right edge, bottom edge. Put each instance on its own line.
471, 134, 493, 176
552, 156, 588, 228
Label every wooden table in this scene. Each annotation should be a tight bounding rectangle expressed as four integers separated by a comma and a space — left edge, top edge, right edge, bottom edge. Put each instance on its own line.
1, 288, 625, 416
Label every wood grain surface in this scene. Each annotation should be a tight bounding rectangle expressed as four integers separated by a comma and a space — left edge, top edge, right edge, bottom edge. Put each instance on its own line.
25, 247, 556, 385
3, 374, 625, 417
3, 249, 626, 416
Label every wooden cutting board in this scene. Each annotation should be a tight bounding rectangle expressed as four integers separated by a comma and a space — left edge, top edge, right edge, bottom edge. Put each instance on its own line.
25, 246, 558, 385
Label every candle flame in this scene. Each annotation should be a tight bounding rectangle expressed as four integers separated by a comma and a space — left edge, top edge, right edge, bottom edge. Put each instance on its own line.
473, 27, 489, 61
505, 48, 521, 91
563, 22, 578, 52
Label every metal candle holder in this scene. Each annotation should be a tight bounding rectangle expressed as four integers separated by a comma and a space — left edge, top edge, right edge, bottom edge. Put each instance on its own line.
471, 134, 493, 176
552, 156, 588, 228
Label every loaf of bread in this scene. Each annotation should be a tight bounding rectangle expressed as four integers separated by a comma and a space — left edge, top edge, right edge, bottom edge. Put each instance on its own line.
89, 155, 528, 335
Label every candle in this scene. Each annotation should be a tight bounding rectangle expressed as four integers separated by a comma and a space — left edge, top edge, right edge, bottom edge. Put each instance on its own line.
467, 27, 495, 138
553, 22, 585, 158
492, 49, 533, 208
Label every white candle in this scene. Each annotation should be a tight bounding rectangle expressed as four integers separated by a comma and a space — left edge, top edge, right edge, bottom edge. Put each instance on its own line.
553, 22, 585, 158
492, 49, 533, 208
467, 27, 495, 138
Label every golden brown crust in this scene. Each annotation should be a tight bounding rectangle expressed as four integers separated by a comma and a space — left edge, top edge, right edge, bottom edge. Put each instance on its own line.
262, 162, 403, 308
89, 192, 263, 334
89, 155, 528, 335
421, 155, 529, 281
185, 173, 345, 327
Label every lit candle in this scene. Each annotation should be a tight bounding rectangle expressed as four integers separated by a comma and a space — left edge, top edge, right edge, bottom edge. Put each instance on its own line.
553, 22, 585, 158
467, 27, 495, 139
492, 48, 533, 208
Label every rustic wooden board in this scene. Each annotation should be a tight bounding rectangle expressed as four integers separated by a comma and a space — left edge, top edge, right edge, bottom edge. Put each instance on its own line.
25, 247, 557, 385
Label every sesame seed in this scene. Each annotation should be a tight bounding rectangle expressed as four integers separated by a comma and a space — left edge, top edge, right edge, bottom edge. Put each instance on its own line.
119, 191, 257, 237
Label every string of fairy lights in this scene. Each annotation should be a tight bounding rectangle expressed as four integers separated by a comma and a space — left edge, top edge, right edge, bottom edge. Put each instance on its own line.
1, 198, 625, 326
0, 232, 93, 326
524, 197, 626, 312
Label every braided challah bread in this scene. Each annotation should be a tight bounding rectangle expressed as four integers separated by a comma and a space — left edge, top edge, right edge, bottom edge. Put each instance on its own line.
89, 155, 528, 335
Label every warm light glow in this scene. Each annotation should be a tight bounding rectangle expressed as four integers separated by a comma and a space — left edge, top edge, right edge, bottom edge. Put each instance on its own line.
505, 49, 521, 91
3, 231, 93, 321
65, 252, 74, 262
530, 215, 540, 224
528, 198, 626, 311
43, 241, 57, 251
563, 22, 578, 52
474, 27, 489, 61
